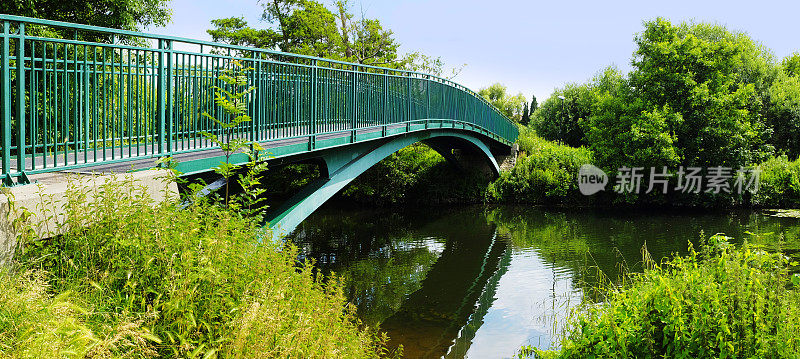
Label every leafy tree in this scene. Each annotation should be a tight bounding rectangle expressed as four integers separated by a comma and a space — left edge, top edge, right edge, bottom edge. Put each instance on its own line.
208, 0, 404, 66
281, 0, 342, 58
766, 72, 800, 159
627, 18, 773, 168
478, 83, 526, 122
521, 101, 530, 125
530, 94, 538, 112
582, 67, 681, 171
535, 19, 777, 170
334, 1, 402, 66
200, 60, 268, 212
782, 52, 800, 78
402, 52, 466, 79
209, 1, 342, 59
1, 0, 171, 41
531, 79, 597, 148
208, 17, 277, 49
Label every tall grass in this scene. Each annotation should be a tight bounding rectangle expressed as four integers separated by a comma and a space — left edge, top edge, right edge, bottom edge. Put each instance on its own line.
3, 176, 391, 358
533, 235, 800, 358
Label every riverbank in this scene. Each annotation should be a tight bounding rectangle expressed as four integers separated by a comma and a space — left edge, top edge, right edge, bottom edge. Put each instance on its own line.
488, 127, 800, 209
527, 236, 800, 358
2, 177, 392, 358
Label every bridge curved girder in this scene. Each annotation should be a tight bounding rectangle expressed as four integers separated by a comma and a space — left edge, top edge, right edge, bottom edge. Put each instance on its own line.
266, 130, 500, 237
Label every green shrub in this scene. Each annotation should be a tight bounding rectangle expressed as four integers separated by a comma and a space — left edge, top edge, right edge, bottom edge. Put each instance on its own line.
11, 177, 390, 358
754, 155, 800, 208
539, 236, 800, 358
488, 128, 593, 205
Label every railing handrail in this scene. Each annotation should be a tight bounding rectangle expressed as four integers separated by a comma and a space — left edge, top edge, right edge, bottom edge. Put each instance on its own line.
0, 14, 515, 127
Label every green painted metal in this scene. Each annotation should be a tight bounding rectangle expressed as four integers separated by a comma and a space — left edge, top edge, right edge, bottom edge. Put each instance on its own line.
266, 130, 500, 237
0, 14, 518, 185
1, 20, 11, 185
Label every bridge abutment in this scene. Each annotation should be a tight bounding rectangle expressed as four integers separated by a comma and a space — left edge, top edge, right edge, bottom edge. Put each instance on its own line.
0, 170, 178, 264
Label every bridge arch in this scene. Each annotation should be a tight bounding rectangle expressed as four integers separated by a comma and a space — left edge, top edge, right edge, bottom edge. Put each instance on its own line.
265, 130, 502, 237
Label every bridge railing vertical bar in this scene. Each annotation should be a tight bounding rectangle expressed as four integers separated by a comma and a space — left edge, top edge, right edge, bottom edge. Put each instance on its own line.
310, 59, 317, 150
250, 52, 258, 143
384, 72, 389, 128
1, 20, 10, 185
350, 66, 356, 142
156, 39, 166, 156
73, 30, 81, 165
406, 73, 411, 128
15, 22, 25, 180
165, 40, 174, 155
81, 40, 89, 163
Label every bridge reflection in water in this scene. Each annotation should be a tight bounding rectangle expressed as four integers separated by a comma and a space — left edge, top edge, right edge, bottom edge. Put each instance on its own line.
291, 206, 516, 358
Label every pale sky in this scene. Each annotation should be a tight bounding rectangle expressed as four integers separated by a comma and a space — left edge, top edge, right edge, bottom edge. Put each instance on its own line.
150, 0, 800, 103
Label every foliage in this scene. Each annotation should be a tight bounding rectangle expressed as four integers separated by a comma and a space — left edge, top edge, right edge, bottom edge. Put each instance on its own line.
208, 17, 278, 50
342, 144, 443, 205
342, 143, 490, 206
199, 60, 268, 215
11, 177, 390, 358
521, 101, 530, 125
783, 52, 800, 78
403, 52, 465, 79
627, 18, 773, 169
208, 0, 402, 67
537, 236, 800, 358
765, 71, 800, 159
531, 77, 601, 148
487, 128, 592, 205
1, 0, 171, 42
533, 19, 781, 172
585, 69, 681, 172
479, 83, 527, 122
753, 155, 800, 208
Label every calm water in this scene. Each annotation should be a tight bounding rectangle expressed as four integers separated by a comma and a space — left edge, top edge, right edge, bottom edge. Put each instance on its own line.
288, 204, 800, 359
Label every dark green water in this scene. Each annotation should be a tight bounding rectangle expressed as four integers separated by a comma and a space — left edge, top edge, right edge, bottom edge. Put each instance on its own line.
288, 204, 800, 359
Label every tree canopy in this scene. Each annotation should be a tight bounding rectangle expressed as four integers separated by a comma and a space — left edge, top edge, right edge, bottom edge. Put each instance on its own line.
208, 0, 401, 66
478, 83, 526, 122
532, 18, 799, 173
1, 0, 171, 32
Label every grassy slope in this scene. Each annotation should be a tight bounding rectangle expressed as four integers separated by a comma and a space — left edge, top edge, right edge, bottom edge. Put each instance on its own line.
2, 177, 392, 358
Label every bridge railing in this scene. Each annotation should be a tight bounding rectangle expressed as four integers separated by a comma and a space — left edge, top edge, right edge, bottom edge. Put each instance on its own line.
0, 14, 518, 184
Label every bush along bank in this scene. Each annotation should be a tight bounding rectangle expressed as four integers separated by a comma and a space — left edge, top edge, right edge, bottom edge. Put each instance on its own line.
529, 235, 800, 359
486, 126, 800, 209
486, 128, 594, 206
3, 176, 394, 358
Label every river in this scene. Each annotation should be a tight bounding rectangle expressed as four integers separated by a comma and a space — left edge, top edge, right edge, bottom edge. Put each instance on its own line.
288, 204, 800, 358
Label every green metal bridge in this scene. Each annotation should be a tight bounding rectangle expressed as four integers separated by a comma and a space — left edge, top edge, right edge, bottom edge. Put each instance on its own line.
0, 15, 518, 235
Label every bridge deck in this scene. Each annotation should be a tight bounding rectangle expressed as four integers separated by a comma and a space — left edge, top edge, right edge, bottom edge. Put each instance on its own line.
17, 119, 495, 182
